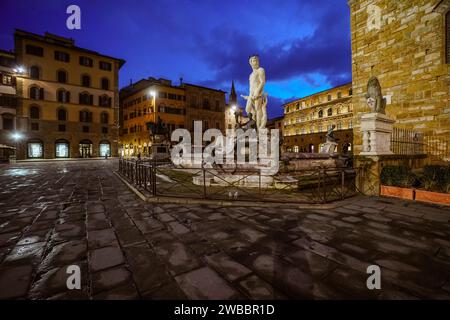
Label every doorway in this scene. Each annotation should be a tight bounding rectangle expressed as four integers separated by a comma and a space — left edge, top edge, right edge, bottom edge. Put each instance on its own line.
79, 140, 92, 158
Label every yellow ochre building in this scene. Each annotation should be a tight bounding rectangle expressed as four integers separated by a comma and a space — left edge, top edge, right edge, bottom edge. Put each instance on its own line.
13, 29, 125, 159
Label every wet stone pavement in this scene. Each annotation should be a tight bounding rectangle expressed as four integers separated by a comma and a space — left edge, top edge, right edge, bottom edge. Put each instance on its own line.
0, 160, 450, 300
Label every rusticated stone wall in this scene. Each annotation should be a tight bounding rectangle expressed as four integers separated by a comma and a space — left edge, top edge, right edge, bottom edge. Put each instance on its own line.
348, 0, 450, 155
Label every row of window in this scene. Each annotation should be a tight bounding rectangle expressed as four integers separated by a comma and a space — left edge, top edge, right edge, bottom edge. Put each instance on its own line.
29, 66, 110, 89
286, 143, 352, 154
284, 121, 353, 136
0, 95, 18, 107
190, 96, 222, 111
123, 94, 223, 112
122, 122, 188, 135
25, 44, 113, 71
26, 139, 111, 158
284, 105, 352, 125
123, 105, 186, 120
28, 105, 109, 124
28, 122, 109, 134
284, 89, 352, 113
124, 92, 186, 108
29, 86, 112, 107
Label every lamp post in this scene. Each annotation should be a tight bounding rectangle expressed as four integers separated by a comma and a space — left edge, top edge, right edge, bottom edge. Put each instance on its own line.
149, 90, 157, 151
150, 90, 156, 123
11, 131, 23, 162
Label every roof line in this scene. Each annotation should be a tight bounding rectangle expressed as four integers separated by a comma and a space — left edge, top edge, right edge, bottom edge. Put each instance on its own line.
282, 81, 352, 106
14, 29, 125, 67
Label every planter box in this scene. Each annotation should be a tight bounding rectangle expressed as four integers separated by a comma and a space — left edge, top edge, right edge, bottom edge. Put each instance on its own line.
380, 185, 414, 200
415, 189, 450, 206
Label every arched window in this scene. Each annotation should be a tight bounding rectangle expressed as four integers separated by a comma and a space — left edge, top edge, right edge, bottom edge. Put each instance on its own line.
57, 89, 70, 103
30, 86, 43, 100
27, 139, 43, 158
57, 108, 67, 121
342, 143, 352, 154
81, 74, 91, 87
327, 108, 332, 117
337, 121, 342, 130
2, 113, 15, 130
349, 88, 353, 96
99, 95, 111, 107
99, 140, 111, 157
318, 124, 323, 132
30, 106, 40, 119
318, 109, 323, 118
30, 66, 40, 79
100, 112, 109, 124
55, 139, 69, 158
101, 77, 109, 90
57, 70, 67, 83
79, 92, 92, 105
79, 110, 92, 122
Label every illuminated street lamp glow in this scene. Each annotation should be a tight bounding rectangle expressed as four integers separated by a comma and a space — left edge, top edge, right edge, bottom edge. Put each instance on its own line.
11, 132, 22, 141
14, 66, 25, 74
150, 90, 156, 97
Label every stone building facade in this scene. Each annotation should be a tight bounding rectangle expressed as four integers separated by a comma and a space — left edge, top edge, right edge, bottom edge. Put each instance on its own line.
348, 0, 450, 155
120, 78, 187, 156
181, 83, 226, 133
119, 78, 226, 157
13, 30, 124, 159
282, 82, 354, 154
0, 49, 20, 161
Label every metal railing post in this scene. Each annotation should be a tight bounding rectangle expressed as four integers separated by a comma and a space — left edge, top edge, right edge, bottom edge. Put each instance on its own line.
203, 168, 207, 199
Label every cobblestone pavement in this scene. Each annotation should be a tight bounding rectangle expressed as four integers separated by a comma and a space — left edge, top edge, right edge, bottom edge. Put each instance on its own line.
0, 160, 449, 300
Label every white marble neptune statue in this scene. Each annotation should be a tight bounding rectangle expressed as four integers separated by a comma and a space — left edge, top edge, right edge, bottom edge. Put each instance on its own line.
241, 55, 268, 130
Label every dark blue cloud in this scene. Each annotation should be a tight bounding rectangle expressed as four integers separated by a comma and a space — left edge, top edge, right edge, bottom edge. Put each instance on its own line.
0, 0, 351, 119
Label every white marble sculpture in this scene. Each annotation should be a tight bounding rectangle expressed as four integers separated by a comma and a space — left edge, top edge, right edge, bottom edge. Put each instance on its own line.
360, 76, 394, 155
241, 55, 268, 130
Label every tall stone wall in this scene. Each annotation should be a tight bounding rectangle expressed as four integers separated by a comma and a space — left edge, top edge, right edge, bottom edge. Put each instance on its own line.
349, 0, 450, 155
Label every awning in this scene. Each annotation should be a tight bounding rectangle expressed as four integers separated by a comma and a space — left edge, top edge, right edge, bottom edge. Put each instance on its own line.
0, 144, 16, 149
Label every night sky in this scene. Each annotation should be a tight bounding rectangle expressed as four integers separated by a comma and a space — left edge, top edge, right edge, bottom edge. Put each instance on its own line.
0, 0, 352, 118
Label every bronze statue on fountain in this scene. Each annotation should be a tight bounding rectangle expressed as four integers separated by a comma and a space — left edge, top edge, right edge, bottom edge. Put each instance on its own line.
146, 116, 171, 161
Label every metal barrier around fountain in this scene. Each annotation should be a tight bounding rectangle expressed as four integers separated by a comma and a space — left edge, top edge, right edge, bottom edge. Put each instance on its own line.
117, 158, 359, 204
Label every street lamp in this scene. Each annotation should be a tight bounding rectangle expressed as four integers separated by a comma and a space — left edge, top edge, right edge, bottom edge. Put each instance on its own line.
11, 132, 22, 141
11, 131, 23, 161
13, 66, 25, 74
149, 89, 157, 122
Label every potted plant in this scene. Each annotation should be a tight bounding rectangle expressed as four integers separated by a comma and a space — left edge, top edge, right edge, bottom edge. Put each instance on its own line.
415, 165, 450, 205
380, 165, 415, 200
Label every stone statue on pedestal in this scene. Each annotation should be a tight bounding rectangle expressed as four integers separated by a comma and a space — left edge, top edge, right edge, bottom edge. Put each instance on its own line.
241, 55, 268, 130
365, 76, 386, 114
320, 125, 339, 155
360, 76, 395, 155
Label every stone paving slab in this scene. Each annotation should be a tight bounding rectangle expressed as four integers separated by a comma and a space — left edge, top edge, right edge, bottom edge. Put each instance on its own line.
0, 160, 450, 299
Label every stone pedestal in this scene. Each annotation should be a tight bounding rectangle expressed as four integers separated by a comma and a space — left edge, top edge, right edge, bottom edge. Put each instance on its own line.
360, 112, 395, 156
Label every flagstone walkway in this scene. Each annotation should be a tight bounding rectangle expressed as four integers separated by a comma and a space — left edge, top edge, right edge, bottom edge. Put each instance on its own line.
0, 160, 449, 299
